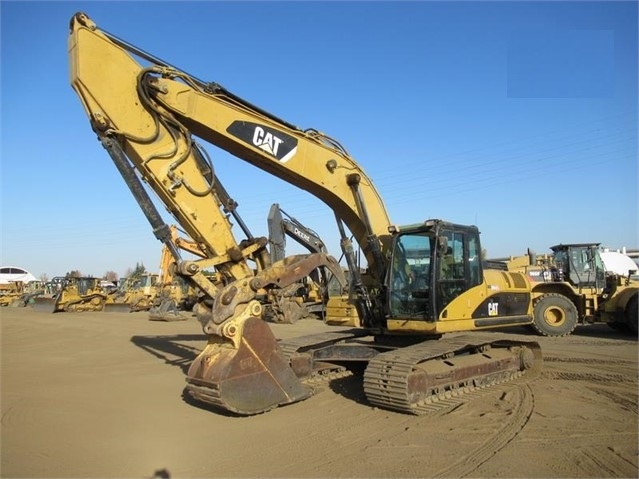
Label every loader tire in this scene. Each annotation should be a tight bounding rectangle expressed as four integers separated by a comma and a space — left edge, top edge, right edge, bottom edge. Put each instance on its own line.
626, 295, 638, 335
532, 293, 578, 337
607, 321, 628, 333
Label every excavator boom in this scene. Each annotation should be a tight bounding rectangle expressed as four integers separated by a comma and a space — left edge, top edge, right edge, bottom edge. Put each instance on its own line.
69, 13, 391, 279
267, 203, 328, 263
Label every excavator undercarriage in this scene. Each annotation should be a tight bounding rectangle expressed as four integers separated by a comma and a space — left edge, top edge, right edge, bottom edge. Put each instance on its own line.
184, 319, 542, 415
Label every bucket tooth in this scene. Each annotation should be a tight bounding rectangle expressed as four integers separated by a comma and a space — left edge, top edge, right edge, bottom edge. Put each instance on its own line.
148, 299, 187, 321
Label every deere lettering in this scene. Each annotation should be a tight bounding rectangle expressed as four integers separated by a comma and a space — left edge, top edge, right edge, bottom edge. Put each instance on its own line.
293, 227, 311, 242
227, 121, 298, 163
253, 126, 284, 156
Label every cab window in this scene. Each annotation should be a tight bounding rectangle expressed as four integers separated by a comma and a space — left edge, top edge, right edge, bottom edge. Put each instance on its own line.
389, 233, 433, 319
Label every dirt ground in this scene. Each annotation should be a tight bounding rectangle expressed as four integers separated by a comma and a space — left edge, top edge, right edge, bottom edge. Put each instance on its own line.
1, 307, 637, 479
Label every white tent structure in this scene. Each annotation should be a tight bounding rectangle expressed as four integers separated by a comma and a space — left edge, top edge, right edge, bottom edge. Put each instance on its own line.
0, 266, 38, 284
600, 252, 638, 277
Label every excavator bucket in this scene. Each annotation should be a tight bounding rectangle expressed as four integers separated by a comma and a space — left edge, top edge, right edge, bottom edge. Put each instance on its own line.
32, 296, 59, 313
103, 302, 133, 313
185, 316, 312, 415
148, 299, 187, 321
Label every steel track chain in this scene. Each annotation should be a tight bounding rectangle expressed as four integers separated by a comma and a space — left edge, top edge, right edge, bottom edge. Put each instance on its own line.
363, 335, 534, 415
278, 330, 366, 385
277, 329, 367, 357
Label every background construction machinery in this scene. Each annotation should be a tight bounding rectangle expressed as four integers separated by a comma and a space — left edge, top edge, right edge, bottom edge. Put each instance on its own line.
498, 244, 638, 336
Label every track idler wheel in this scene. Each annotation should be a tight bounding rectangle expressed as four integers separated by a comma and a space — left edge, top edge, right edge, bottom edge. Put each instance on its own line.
185, 301, 312, 415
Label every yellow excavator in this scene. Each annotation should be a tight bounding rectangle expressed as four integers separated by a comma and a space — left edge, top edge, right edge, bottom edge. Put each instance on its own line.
105, 273, 160, 313
266, 203, 334, 323
68, 12, 542, 416
148, 225, 200, 321
267, 203, 361, 326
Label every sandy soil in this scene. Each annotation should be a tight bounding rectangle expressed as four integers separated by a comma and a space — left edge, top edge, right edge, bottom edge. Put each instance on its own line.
1, 307, 637, 478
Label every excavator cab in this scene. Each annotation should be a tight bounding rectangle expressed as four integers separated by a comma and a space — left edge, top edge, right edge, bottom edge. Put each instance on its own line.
387, 220, 483, 322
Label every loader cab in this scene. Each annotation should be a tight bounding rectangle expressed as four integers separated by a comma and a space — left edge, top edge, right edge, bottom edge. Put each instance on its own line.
130, 273, 159, 295
387, 220, 482, 321
550, 243, 606, 290
72, 277, 100, 296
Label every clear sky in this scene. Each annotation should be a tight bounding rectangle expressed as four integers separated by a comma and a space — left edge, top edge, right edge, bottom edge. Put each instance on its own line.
1, 1, 637, 280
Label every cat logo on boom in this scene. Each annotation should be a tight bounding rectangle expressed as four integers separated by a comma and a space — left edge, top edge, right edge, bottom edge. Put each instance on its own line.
253, 126, 282, 156
227, 121, 298, 163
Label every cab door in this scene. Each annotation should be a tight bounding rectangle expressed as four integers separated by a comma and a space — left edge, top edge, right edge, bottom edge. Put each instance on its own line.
435, 228, 482, 316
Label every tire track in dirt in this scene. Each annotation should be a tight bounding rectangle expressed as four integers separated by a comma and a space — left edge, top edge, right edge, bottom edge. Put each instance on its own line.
541, 354, 637, 384
511, 348, 638, 478
543, 356, 636, 366
587, 386, 638, 415
432, 383, 534, 478
542, 371, 634, 383
583, 446, 638, 476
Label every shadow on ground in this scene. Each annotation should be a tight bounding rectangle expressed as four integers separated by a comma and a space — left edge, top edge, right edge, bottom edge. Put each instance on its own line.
130, 334, 204, 373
